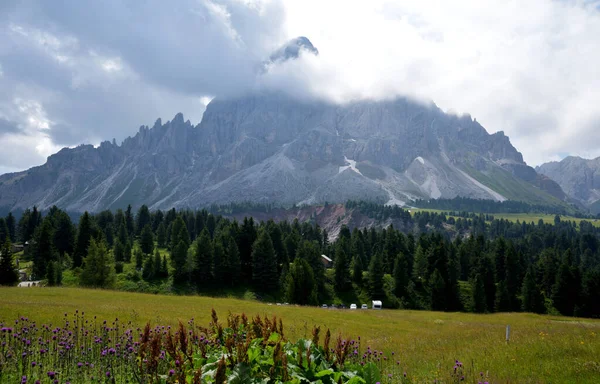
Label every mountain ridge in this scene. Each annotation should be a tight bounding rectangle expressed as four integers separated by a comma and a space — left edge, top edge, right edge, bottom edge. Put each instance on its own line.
0, 92, 568, 213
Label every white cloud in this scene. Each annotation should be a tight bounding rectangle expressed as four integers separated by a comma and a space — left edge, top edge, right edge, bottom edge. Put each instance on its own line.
1, 0, 600, 174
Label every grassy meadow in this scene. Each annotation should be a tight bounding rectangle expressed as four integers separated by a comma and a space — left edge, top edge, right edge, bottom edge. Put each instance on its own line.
1, 287, 599, 383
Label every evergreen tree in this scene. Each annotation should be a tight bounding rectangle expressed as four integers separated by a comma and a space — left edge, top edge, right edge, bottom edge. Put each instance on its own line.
495, 280, 511, 312
125, 205, 135, 239
0, 218, 7, 244
6, 212, 16, 243
170, 216, 190, 250
32, 219, 56, 280
368, 251, 385, 299
225, 236, 241, 286
134, 248, 143, 270
0, 238, 19, 286
80, 239, 115, 288
521, 264, 545, 314
430, 268, 446, 311
412, 244, 428, 282
113, 239, 125, 263
579, 267, 600, 318
171, 240, 189, 285
140, 224, 154, 255
212, 240, 225, 286
285, 257, 318, 305
193, 229, 213, 288
472, 274, 486, 313
123, 241, 132, 263
153, 250, 162, 280
239, 217, 257, 282
161, 255, 169, 278
46, 259, 56, 286
251, 230, 278, 292
296, 240, 325, 292
352, 254, 364, 286
135, 205, 151, 236
73, 212, 94, 268
142, 254, 154, 280
446, 246, 462, 311
53, 211, 75, 257
334, 241, 350, 292
156, 222, 167, 248
393, 253, 409, 299
552, 253, 581, 316
504, 243, 521, 311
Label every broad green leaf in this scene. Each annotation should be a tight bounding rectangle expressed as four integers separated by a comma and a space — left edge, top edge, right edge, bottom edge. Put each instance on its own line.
315, 368, 334, 378
346, 376, 367, 384
360, 362, 381, 384
229, 362, 252, 384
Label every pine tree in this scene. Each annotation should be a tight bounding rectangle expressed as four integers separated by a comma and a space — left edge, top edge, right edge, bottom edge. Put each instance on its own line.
285, 257, 318, 305
334, 241, 350, 292
171, 240, 189, 285
125, 205, 135, 239
135, 205, 151, 236
153, 250, 162, 280
134, 248, 143, 270
140, 224, 154, 255
213, 240, 226, 287
123, 241, 132, 263
170, 217, 190, 250
113, 239, 125, 262
472, 274, 486, 313
0, 238, 19, 286
521, 264, 545, 314
239, 217, 257, 282
80, 239, 114, 288
46, 260, 56, 286
352, 254, 364, 286
579, 267, 600, 318
495, 280, 511, 312
161, 255, 169, 278
296, 240, 325, 292
53, 211, 75, 257
0, 219, 7, 244
193, 229, 213, 288
156, 222, 167, 248
368, 251, 385, 300
32, 219, 57, 279
225, 236, 241, 286
6, 213, 16, 243
142, 254, 154, 280
430, 268, 446, 311
393, 253, 409, 299
552, 253, 581, 316
73, 212, 93, 268
251, 230, 278, 292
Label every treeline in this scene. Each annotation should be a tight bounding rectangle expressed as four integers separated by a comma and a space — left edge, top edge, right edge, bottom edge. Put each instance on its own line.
1, 204, 599, 318
413, 197, 581, 216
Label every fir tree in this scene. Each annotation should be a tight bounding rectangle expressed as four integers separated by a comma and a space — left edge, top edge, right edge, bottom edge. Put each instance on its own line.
32, 219, 57, 279
225, 236, 241, 286
171, 240, 189, 285
125, 205, 135, 239
212, 240, 225, 286
251, 230, 278, 292
80, 239, 114, 288
430, 268, 446, 311
285, 257, 318, 305
521, 264, 545, 314
352, 254, 364, 286
113, 239, 125, 263
579, 267, 600, 318
334, 241, 350, 292
153, 250, 162, 279
46, 260, 56, 286
142, 254, 154, 280
296, 240, 325, 292
472, 274, 486, 313
134, 248, 143, 270
0, 238, 19, 286
161, 255, 169, 278
393, 253, 409, 299
0, 219, 7, 244
73, 212, 94, 268
552, 252, 581, 316
53, 211, 75, 257
193, 229, 213, 288
368, 251, 385, 300
495, 280, 511, 312
140, 224, 154, 255
6, 212, 16, 243
135, 205, 151, 236
156, 222, 167, 248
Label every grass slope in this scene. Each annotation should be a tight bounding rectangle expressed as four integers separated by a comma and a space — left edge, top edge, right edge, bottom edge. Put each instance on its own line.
1, 287, 599, 382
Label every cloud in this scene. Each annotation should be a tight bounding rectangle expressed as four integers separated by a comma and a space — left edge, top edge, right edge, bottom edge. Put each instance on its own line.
1, 0, 600, 175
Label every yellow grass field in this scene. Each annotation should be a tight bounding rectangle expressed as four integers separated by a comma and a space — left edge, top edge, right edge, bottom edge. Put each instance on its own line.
1, 287, 599, 383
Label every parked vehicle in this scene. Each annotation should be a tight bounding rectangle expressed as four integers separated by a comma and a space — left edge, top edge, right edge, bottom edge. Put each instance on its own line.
322, 304, 328, 308
372, 300, 382, 310
361, 304, 368, 309
350, 304, 357, 309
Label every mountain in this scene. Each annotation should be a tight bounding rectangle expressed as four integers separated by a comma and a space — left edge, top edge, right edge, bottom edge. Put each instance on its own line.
0, 92, 568, 213
537, 156, 600, 213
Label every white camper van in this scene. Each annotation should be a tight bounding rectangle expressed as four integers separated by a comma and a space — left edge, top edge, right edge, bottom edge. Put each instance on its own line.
372, 300, 382, 310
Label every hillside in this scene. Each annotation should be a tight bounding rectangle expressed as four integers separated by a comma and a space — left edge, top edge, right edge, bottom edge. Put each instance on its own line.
0, 93, 567, 213
537, 156, 600, 214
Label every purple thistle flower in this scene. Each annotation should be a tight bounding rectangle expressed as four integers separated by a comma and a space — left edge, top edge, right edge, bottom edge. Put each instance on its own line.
47, 371, 55, 379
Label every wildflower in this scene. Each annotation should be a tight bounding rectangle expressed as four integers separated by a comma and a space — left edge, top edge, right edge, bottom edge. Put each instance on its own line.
106, 371, 111, 378
47, 371, 56, 379
31, 361, 36, 367
169, 369, 175, 376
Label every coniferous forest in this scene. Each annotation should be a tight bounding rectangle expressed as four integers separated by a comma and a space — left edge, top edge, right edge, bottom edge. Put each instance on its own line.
1, 203, 600, 319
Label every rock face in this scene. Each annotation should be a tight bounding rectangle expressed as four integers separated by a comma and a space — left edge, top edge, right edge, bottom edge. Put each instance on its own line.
0, 92, 566, 213
537, 157, 600, 213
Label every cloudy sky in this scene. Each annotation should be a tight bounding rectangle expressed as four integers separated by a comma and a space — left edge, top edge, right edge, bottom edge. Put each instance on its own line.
1, 0, 599, 175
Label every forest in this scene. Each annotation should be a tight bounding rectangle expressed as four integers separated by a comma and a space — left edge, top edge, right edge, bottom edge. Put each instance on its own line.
0, 203, 599, 318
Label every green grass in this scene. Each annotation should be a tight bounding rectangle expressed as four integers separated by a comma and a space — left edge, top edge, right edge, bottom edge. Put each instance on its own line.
1, 287, 599, 382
